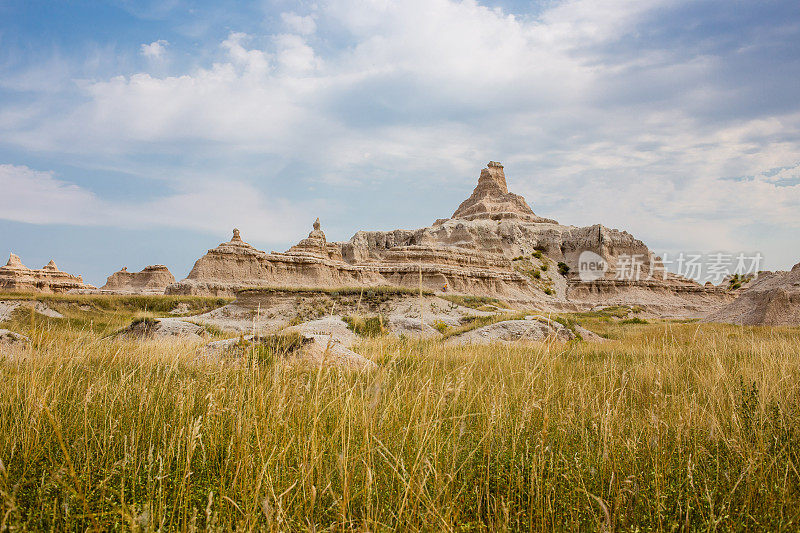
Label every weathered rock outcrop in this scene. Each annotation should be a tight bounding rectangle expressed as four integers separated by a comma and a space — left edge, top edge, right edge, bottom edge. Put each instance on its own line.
102, 265, 175, 294
704, 263, 800, 325
449, 161, 557, 223
167, 162, 732, 316
0, 253, 92, 293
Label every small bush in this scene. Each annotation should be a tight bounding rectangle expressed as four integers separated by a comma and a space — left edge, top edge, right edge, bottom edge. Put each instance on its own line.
344, 315, 387, 337
532, 270, 541, 279
432, 320, 449, 334
543, 288, 554, 295
557, 262, 570, 275
532, 250, 543, 260
621, 317, 648, 325
247, 332, 306, 365
540, 263, 548, 272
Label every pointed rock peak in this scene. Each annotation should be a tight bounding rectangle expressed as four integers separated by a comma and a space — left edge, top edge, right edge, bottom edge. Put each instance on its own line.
231, 228, 243, 242
4, 252, 28, 269
313, 217, 321, 231
479, 161, 508, 194
450, 162, 557, 224
43, 259, 59, 271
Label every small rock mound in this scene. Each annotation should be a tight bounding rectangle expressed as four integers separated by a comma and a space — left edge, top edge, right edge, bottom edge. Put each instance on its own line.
119, 318, 208, 340
386, 317, 441, 338
202, 331, 375, 370
0, 329, 30, 350
102, 265, 175, 294
705, 263, 800, 326
282, 316, 357, 347
446, 316, 575, 345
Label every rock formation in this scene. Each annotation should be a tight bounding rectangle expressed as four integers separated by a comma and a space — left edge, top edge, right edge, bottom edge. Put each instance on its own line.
449, 161, 557, 223
0, 253, 92, 293
167, 162, 731, 316
704, 263, 800, 325
101, 265, 175, 294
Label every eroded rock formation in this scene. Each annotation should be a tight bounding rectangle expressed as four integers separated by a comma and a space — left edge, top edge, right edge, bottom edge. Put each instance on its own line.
102, 265, 175, 294
704, 263, 800, 325
167, 162, 731, 316
0, 253, 92, 293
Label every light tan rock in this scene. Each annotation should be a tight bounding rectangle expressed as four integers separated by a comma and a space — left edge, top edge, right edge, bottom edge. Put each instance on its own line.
166, 162, 731, 317
200, 331, 376, 370
0, 329, 30, 350
282, 316, 357, 347
446, 317, 575, 345
704, 263, 800, 325
450, 161, 557, 223
0, 254, 92, 293
101, 265, 175, 294
119, 318, 208, 341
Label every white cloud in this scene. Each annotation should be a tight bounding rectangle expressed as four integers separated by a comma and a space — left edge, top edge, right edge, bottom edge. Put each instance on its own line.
0, 164, 320, 245
1, 0, 799, 268
140, 39, 169, 59
280, 12, 316, 36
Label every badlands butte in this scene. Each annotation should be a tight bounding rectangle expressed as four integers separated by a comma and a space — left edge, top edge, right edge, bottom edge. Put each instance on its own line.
2, 162, 798, 328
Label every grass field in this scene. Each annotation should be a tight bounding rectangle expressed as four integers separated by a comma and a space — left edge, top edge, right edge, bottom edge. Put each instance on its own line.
0, 297, 799, 530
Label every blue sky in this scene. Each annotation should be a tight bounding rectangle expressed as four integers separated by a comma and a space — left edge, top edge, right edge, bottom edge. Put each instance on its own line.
1, 0, 799, 285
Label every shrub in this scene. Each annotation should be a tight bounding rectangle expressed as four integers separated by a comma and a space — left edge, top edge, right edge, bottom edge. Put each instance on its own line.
432, 320, 449, 334
557, 262, 570, 275
543, 288, 554, 295
532, 250, 543, 260
540, 263, 548, 272
621, 317, 648, 325
344, 315, 387, 337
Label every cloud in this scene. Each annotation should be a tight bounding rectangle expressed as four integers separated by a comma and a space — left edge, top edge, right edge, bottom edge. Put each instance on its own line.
0, 164, 321, 244
140, 39, 169, 59
0, 0, 799, 267
280, 12, 316, 36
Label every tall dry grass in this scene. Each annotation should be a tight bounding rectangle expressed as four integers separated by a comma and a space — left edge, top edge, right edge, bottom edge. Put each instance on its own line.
0, 320, 798, 530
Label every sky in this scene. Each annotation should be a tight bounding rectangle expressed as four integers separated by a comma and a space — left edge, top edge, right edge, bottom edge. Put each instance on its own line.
1, 0, 799, 286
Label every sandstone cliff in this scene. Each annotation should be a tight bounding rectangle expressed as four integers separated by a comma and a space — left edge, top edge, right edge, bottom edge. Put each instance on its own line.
101, 265, 175, 294
0, 253, 92, 293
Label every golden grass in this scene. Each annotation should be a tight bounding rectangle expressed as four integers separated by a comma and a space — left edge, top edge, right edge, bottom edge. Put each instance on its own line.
0, 315, 799, 530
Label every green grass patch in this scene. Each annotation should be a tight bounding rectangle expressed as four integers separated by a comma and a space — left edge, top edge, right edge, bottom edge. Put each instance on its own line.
439, 294, 511, 310
343, 314, 387, 337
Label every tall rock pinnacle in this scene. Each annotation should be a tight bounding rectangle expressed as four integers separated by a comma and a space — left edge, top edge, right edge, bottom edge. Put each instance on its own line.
451, 162, 555, 223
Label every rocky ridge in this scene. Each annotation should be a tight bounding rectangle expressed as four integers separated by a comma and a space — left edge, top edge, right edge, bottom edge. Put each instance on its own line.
704, 263, 800, 325
164, 162, 732, 316
0, 253, 92, 293
101, 265, 175, 294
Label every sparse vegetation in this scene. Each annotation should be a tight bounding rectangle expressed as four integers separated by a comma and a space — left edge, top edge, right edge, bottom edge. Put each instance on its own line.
439, 294, 510, 310
558, 261, 570, 275
432, 320, 449, 334
621, 316, 649, 324
238, 286, 434, 297
343, 314, 387, 337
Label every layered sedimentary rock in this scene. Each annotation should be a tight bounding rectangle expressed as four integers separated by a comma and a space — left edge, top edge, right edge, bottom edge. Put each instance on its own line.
101, 265, 175, 294
449, 161, 557, 223
0, 253, 91, 293
167, 162, 731, 315
704, 263, 800, 325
